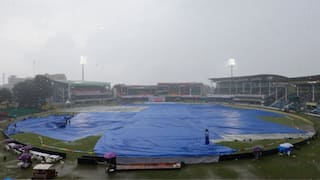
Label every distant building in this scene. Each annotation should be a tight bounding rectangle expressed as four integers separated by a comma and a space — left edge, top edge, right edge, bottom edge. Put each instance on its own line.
2, 73, 67, 89
6, 75, 31, 89
51, 80, 112, 104
157, 82, 206, 97
209, 74, 320, 106
113, 84, 157, 97
113, 84, 158, 102
43, 74, 67, 81
113, 82, 207, 102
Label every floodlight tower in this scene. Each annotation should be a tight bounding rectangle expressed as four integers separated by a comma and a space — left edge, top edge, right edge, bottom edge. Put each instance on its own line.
33, 60, 36, 77
228, 58, 236, 94
308, 81, 317, 102
2, 73, 5, 85
80, 56, 87, 81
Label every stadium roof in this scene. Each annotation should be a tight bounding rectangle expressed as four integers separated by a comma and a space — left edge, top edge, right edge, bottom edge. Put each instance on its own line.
210, 74, 320, 84
115, 84, 157, 87
56, 80, 110, 87
114, 83, 204, 88
157, 82, 204, 86
288, 75, 320, 83
209, 74, 288, 82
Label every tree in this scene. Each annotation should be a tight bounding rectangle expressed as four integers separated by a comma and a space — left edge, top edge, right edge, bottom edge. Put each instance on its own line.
12, 75, 53, 108
0, 88, 12, 103
12, 80, 38, 107
34, 75, 53, 106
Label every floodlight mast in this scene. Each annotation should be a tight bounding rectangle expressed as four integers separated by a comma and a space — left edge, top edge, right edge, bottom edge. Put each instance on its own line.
228, 58, 236, 94
228, 58, 236, 78
308, 81, 317, 102
80, 56, 87, 81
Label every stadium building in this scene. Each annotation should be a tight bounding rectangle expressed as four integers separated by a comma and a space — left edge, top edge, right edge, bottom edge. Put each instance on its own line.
113, 84, 158, 102
157, 83, 206, 102
113, 82, 207, 102
209, 74, 320, 108
51, 80, 112, 104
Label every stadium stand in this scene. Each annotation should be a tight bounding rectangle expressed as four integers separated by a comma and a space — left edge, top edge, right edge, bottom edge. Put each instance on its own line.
113, 83, 207, 102
209, 74, 320, 108
50, 80, 112, 104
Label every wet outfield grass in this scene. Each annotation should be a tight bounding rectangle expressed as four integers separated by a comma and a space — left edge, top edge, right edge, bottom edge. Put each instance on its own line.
1, 111, 320, 179
10, 133, 101, 159
1, 133, 320, 179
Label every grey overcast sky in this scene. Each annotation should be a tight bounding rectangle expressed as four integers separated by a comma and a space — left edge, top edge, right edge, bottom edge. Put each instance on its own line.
0, 0, 319, 85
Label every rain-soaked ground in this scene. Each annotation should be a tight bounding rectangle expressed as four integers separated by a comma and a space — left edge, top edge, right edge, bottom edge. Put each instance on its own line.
1, 105, 320, 179
2, 128, 320, 179
5, 104, 305, 157
0, 143, 258, 179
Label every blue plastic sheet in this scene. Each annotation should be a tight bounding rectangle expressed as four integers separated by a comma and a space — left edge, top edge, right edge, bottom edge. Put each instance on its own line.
93, 104, 304, 157
5, 104, 305, 157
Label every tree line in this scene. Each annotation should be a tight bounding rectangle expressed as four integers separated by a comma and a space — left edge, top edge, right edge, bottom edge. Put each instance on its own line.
0, 75, 53, 108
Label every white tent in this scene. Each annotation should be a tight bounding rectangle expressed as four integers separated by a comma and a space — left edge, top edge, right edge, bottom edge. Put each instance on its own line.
279, 143, 294, 148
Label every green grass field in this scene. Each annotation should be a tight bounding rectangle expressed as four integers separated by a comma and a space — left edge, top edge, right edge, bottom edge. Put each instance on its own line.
2, 109, 320, 179
8, 110, 313, 159
217, 113, 313, 152
218, 138, 304, 153
11, 133, 101, 159
124, 115, 320, 179
259, 114, 313, 129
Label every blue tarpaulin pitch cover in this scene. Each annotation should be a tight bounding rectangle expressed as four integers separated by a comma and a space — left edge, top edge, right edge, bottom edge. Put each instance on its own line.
5, 104, 305, 157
